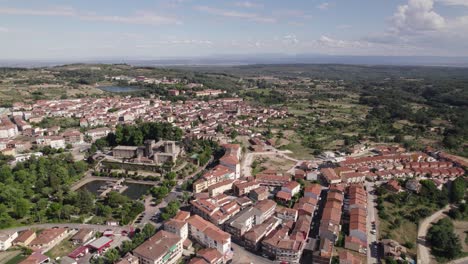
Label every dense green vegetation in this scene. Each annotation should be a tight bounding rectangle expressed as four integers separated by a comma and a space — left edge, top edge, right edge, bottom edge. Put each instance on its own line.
427, 218, 463, 261
376, 179, 449, 224
0, 153, 144, 228
106, 122, 183, 146
33, 117, 80, 129
0, 154, 87, 227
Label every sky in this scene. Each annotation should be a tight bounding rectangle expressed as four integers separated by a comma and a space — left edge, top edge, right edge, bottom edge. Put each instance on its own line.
0, 0, 467, 60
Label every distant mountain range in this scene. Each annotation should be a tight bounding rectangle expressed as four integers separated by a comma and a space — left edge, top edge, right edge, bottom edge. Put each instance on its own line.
1, 54, 468, 68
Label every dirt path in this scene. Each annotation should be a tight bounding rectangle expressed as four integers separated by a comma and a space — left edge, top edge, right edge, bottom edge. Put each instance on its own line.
417, 205, 450, 264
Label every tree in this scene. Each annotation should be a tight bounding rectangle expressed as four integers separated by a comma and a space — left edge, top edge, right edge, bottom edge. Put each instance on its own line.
230, 130, 238, 140
450, 178, 466, 203
76, 190, 94, 214
427, 218, 462, 260
14, 198, 31, 219
104, 248, 120, 264
161, 200, 180, 220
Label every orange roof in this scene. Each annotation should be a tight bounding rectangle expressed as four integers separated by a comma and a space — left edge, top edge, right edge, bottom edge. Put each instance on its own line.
304, 184, 322, 196
276, 190, 292, 201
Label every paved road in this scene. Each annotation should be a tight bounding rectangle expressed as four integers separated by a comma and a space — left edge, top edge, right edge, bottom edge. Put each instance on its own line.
365, 182, 379, 264
448, 256, 468, 264
417, 205, 450, 264
1, 223, 128, 234
139, 156, 213, 226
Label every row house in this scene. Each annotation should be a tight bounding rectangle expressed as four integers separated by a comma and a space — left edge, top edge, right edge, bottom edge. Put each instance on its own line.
190, 195, 240, 225
35, 136, 66, 149
193, 165, 235, 193
261, 226, 305, 264
233, 180, 260, 196
208, 180, 235, 197
243, 217, 282, 251
256, 174, 291, 187
187, 215, 233, 262
318, 186, 344, 243
133, 230, 183, 264
248, 186, 269, 201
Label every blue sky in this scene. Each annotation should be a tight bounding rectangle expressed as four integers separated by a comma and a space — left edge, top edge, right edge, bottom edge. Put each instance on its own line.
0, 0, 467, 59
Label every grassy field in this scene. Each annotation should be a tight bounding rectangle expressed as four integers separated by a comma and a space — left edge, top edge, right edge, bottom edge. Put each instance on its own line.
453, 220, 468, 252
378, 198, 434, 256
45, 235, 78, 260
380, 217, 418, 255
4, 253, 27, 264
252, 155, 296, 174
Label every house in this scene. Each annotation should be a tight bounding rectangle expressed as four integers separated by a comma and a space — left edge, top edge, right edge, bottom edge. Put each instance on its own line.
133, 230, 183, 264
85, 127, 112, 141
244, 217, 281, 251
256, 174, 291, 187
304, 184, 322, 200
249, 186, 269, 201
321, 168, 342, 184
115, 253, 139, 264
71, 229, 93, 244
208, 180, 235, 196
233, 180, 260, 196
187, 215, 232, 261
19, 252, 49, 264
29, 228, 68, 250
13, 230, 36, 246
164, 219, 189, 240
88, 236, 113, 253
281, 181, 301, 197
252, 199, 276, 225
189, 248, 224, 264
386, 179, 402, 193
225, 207, 255, 239
382, 239, 407, 259
261, 226, 305, 263
276, 190, 292, 202
0, 231, 18, 251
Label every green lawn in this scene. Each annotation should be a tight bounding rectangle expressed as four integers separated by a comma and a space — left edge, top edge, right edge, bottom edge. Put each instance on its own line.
45, 235, 78, 259
5, 254, 28, 264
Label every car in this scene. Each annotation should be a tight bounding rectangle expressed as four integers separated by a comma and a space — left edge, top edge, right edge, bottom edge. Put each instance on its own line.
370, 230, 376, 234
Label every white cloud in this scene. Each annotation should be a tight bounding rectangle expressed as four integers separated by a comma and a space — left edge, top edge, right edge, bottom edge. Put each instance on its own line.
136, 39, 213, 48
235, 1, 262, 8
196, 6, 275, 23
392, 0, 445, 33
283, 34, 299, 45
317, 35, 366, 48
80, 12, 181, 26
0, 6, 181, 26
436, 0, 468, 7
0, 26, 9, 33
317, 2, 330, 10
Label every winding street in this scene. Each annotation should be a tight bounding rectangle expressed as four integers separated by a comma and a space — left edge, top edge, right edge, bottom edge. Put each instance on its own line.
417, 205, 450, 264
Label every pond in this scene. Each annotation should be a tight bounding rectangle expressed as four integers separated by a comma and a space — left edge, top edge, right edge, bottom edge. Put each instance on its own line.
98, 86, 145, 93
79, 180, 152, 200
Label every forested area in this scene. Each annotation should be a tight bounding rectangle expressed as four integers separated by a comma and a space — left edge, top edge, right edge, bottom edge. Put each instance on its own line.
0, 154, 88, 227
0, 153, 144, 228
105, 122, 183, 146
